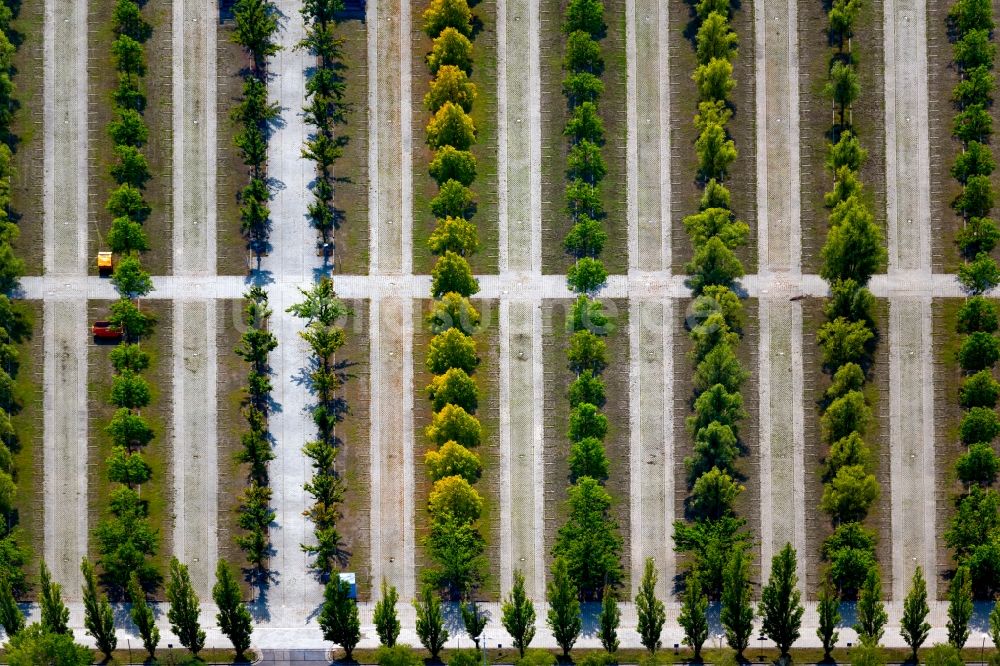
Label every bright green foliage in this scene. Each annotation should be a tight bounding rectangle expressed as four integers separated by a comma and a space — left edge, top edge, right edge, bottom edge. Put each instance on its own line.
502, 570, 537, 658
38, 562, 69, 635
374, 580, 401, 648
5, 624, 92, 666
947, 566, 973, 649
428, 28, 474, 74
423, 0, 473, 37
567, 257, 608, 293
425, 441, 482, 484
128, 571, 159, 658
957, 442, 1000, 486
166, 557, 206, 655
818, 317, 873, 369
428, 216, 480, 256
214, 561, 254, 659
901, 567, 931, 660
320, 576, 361, 658
461, 601, 487, 649
430, 146, 477, 185
678, 574, 709, 660
81, 557, 116, 658
426, 404, 482, 447
817, 582, 841, 661
569, 436, 609, 481
432, 251, 479, 298
427, 102, 476, 150
427, 292, 481, 335
0, 576, 23, 637
959, 252, 1000, 294
635, 558, 665, 653
427, 327, 479, 375
426, 367, 479, 413
721, 550, 754, 658
598, 585, 620, 654
689, 466, 743, 520
821, 464, 879, 522
428, 475, 483, 523
854, 568, 887, 647
547, 557, 582, 657
414, 586, 449, 658
760, 544, 804, 657
552, 477, 623, 597
959, 331, 1000, 371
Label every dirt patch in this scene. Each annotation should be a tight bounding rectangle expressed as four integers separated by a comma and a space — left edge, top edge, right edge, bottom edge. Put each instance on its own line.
87, 0, 173, 276
216, 299, 247, 585
331, 15, 371, 276
87, 299, 173, 596
669, 0, 757, 275
412, 299, 500, 595
801, 297, 826, 599
541, 298, 631, 589
336, 299, 372, 599
215, 24, 253, 276
540, 0, 627, 276
798, 0, 887, 273
932, 298, 968, 598
411, 0, 500, 275
10, 300, 42, 584
9, 0, 44, 274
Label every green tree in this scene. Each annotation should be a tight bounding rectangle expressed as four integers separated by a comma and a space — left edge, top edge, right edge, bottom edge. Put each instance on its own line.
636, 558, 665, 653
694, 121, 737, 179
567, 257, 608, 294
5, 624, 92, 666
423, 513, 486, 597
947, 565, 973, 650
111, 254, 154, 299
817, 582, 841, 661
990, 598, 1000, 652
107, 216, 150, 254
552, 477, 624, 597
374, 580, 401, 647
959, 331, 1000, 372
961, 369, 1000, 408
426, 403, 483, 447
821, 464, 879, 523
427, 102, 476, 150
597, 585, 620, 654
425, 65, 477, 113
565, 31, 605, 74
114, 0, 153, 41
925, 644, 964, 666
502, 570, 537, 658
547, 557, 582, 657
564, 0, 605, 35
957, 442, 1000, 486
232, 0, 281, 75
721, 550, 754, 658
825, 61, 860, 124
213, 560, 253, 659
432, 252, 479, 298
959, 252, 1000, 294
425, 441, 482, 484
693, 58, 735, 102
817, 317, 873, 369
427, 327, 479, 375
422, 0, 473, 37
428, 475, 483, 523
0, 576, 23, 637
960, 406, 1000, 444
695, 12, 737, 63
430, 146, 477, 186
38, 562, 68, 635
426, 367, 479, 412
81, 557, 116, 658
901, 566, 930, 661
761, 544, 804, 657
461, 600, 487, 650
855, 567, 887, 647
320, 576, 361, 659
678, 574, 709, 660
428, 27, 475, 74
167, 557, 206, 655
128, 571, 159, 659
686, 236, 745, 293
821, 199, 886, 284
414, 586, 449, 659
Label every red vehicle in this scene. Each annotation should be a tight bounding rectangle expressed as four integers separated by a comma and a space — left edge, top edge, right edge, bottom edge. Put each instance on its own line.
92, 321, 123, 341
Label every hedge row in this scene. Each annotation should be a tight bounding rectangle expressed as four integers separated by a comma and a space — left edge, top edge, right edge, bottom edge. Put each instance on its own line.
234, 287, 277, 573
420, 0, 488, 599
671, 0, 751, 600
548, 0, 623, 601
945, 0, 1000, 599
815, 0, 885, 600
94, 0, 161, 597
288, 277, 352, 579
231, 0, 281, 259
0, 0, 28, 598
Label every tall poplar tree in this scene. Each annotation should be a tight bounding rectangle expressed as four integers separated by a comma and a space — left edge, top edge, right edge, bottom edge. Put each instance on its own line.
81, 558, 116, 659
721, 550, 754, 658
598, 585, 620, 654
900, 567, 930, 660
636, 558, 666, 654
502, 569, 536, 658
854, 567, 887, 648
166, 557, 206, 655
760, 544, 804, 657
374, 580, 401, 648
546, 557, 581, 657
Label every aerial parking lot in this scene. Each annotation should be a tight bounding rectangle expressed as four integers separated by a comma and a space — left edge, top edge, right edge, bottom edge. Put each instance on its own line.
0, 0, 997, 659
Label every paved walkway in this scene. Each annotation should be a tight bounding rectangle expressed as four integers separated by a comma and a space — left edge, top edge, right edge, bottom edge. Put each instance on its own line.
496, 0, 545, 600
884, 0, 937, 600
259, 0, 326, 627
367, 0, 416, 602
625, 0, 674, 599
171, 0, 218, 599
42, 0, 89, 598
753, 0, 806, 586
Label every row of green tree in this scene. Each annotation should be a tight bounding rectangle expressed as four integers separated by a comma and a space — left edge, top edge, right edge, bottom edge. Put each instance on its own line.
231, 0, 281, 259
234, 287, 277, 574
945, 0, 1000, 599
289, 277, 353, 577
96, 0, 161, 597
814, 0, 885, 601
301, 0, 345, 247
0, 0, 30, 602
420, 0, 488, 598
0, 557, 253, 662
672, 0, 751, 602
551, 0, 624, 602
